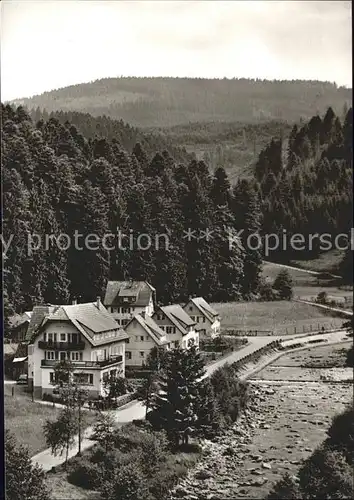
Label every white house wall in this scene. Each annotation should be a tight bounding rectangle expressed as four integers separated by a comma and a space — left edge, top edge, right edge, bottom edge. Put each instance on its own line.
29, 320, 126, 399
124, 320, 160, 367
183, 301, 220, 339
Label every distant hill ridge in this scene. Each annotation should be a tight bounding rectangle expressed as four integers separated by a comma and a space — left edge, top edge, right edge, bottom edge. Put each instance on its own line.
10, 76, 351, 128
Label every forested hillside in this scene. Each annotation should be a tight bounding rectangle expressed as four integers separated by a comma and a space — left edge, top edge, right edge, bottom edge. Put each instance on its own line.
28, 108, 193, 165
11, 77, 351, 128
2, 103, 352, 323
29, 109, 292, 181
256, 106, 353, 263
2, 103, 263, 320
151, 120, 293, 181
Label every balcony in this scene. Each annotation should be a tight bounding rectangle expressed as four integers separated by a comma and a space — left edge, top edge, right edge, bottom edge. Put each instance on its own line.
38, 340, 85, 350
41, 355, 123, 369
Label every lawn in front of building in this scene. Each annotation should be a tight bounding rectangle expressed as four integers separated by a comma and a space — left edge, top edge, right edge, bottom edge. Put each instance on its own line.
5, 394, 98, 457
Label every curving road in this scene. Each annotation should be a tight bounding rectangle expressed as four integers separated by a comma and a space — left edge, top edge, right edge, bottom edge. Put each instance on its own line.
31, 329, 350, 471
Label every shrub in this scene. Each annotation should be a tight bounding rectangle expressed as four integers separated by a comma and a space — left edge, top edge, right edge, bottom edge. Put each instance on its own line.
210, 364, 249, 424
273, 270, 293, 300
100, 462, 148, 500
138, 430, 169, 475
327, 405, 354, 465
67, 457, 102, 490
266, 473, 302, 499
316, 291, 328, 304
298, 445, 354, 499
345, 345, 353, 367
5, 431, 50, 500
259, 280, 279, 301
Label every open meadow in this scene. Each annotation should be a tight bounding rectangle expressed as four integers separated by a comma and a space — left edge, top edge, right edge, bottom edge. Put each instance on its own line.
262, 261, 353, 307
212, 300, 344, 334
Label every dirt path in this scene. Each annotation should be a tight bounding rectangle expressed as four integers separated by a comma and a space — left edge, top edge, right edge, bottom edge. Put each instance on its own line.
262, 260, 342, 279
293, 298, 353, 317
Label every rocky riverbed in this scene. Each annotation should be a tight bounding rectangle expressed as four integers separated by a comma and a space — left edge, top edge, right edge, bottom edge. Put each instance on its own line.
169, 344, 353, 500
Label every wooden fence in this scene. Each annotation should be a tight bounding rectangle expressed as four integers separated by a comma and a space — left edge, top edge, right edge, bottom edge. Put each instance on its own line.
223, 322, 343, 337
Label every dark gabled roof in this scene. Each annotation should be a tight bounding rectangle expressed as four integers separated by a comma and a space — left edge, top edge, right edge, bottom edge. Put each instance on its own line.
156, 305, 196, 335
104, 281, 155, 307
125, 314, 167, 346
186, 297, 219, 323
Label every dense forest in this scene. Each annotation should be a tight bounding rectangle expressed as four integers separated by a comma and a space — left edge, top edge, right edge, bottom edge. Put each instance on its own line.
28, 108, 193, 165
10, 77, 351, 128
2, 102, 352, 323
1, 103, 263, 320
256, 106, 353, 262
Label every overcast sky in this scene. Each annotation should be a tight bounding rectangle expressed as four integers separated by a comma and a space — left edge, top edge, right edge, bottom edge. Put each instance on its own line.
1, 0, 352, 101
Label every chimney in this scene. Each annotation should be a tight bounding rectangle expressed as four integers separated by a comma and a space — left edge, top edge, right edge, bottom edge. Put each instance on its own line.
72, 298, 77, 305
97, 296, 101, 308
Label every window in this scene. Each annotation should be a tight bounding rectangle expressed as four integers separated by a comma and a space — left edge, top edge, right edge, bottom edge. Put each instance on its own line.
126, 338, 130, 344
122, 307, 131, 314
49, 372, 56, 384
123, 297, 129, 302
126, 351, 132, 360
203, 317, 206, 323
46, 351, 56, 360
157, 314, 164, 321
71, 352, 83, 361
174, 341, 179, 348
166, 326, 176, 334
189, 306, 193, 311
74, 373, 94, 385
60, 333, 66, 341
121, 319, 129, 326
140, 336, 144, 342
139, 352, 145, 358
135, 336, 139, 342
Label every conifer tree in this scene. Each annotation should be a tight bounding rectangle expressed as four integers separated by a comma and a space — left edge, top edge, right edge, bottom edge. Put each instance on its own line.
150, 344, 205, 447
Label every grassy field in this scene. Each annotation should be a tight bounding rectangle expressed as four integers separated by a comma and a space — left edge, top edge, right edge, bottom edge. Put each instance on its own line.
212, 300, 344, 334
262, 261, 353, 307
290, 249, 345, 274
5, 395, 64, 456
5, 391, 98, 457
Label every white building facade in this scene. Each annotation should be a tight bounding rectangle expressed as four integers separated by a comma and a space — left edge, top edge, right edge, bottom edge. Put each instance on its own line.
104, 281, 155, 327
152, 305, 199, 349
27, 300, 128, 399
183, 297, 221, 340
124, 313, 168, 367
